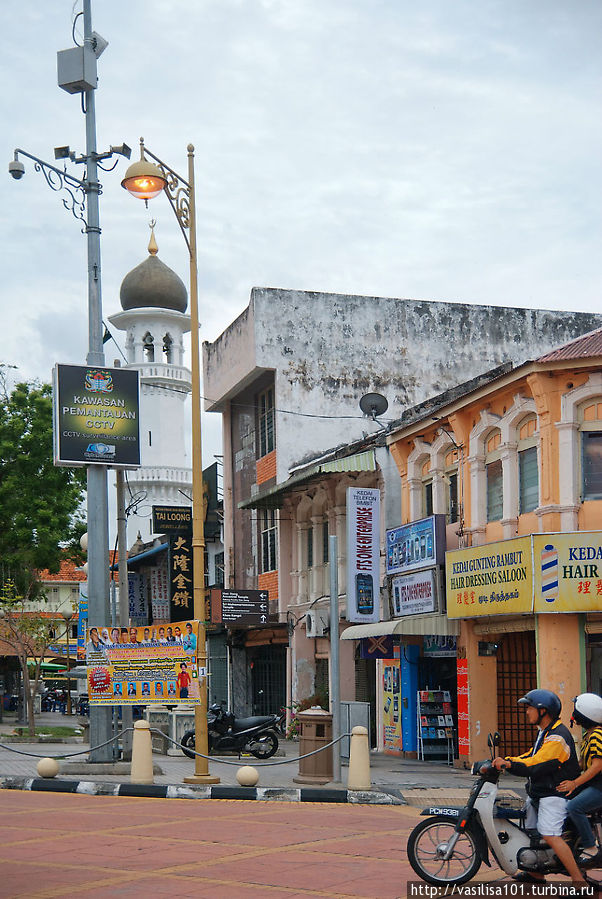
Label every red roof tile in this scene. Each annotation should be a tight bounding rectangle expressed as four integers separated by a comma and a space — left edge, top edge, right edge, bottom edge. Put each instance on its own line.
537, 326, 602, 362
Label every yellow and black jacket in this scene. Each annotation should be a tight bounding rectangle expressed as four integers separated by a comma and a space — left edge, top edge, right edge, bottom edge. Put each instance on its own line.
505, 718, 580, 800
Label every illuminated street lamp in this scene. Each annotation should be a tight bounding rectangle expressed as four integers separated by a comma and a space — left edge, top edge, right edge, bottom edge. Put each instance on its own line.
122, 139, 219, 784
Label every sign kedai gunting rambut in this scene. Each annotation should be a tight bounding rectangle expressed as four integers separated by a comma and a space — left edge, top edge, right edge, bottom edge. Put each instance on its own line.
446, 531, 602, 617
53, 364, 140, 468
346, 486, 381, 623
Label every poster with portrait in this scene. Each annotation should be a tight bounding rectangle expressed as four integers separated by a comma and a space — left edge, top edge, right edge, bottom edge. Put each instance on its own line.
86, 620, 201, 705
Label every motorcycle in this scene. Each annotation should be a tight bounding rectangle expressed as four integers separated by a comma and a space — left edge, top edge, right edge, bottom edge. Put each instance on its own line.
407, 732, 602, 888
181, 703, 280, 760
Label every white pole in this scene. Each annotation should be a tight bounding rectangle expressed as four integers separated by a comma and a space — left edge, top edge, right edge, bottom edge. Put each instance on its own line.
329, 535, 341, 783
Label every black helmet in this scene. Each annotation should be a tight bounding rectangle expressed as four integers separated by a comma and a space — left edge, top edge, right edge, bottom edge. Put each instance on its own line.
572, 693, 602, 730
518, 689, 562, 721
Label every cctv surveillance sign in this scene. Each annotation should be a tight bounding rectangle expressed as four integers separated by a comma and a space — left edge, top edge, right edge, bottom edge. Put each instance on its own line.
53, 364, 140, 468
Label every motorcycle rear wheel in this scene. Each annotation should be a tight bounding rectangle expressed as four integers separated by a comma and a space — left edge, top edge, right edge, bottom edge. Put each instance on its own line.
248, 731, 278, 759
181, 730, 196, 760
407, 817, 482, 886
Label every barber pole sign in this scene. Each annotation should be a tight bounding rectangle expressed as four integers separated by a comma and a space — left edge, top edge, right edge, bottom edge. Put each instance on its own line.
346, 487, 380, 623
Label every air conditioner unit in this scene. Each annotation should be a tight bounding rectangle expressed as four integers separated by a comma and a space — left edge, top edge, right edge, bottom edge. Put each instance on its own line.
306, 608, 330, 638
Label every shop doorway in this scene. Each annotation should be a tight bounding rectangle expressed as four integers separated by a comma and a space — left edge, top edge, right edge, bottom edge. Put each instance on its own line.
496, 631, 536, 756
355, 657, 377, 746
249, 644, 286, 715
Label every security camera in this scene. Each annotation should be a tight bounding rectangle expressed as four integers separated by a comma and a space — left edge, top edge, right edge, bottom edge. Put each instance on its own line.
8, 160, 25, 180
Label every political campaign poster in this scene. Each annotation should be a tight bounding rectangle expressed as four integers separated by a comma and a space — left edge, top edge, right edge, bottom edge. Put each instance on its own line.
86, 620, 201, 705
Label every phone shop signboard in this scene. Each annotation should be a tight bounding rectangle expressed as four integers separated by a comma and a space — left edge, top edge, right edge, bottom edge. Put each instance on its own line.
346, 487, 380, 623
392, 569, 437, 617
53, 364, 140, 468
386, 514, 446, 576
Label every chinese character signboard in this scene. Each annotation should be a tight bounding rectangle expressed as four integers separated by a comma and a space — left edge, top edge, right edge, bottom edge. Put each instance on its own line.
533, 532, 602, 613
86, 620, 201, 705
392, 569, 437, 617
128, 571, 146, 622
169, 534, 193, 621
386, 515, 446, 575
346, 487, 381, 623
53, 364, 140, 468
150, 559, 170, 621
445, 536, 532, 618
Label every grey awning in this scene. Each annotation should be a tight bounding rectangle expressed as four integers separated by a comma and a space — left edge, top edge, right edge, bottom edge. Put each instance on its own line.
239, 450, 377, 510
340, 613, 460, 640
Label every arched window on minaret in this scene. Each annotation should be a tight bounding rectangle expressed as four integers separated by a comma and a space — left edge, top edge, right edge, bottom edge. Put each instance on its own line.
143, 331, 154, 362
163, 333, 173, 363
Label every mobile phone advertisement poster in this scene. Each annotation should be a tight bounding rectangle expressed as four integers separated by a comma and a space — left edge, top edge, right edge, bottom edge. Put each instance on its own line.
346, 487, 380, 623
86, 621, 201, 705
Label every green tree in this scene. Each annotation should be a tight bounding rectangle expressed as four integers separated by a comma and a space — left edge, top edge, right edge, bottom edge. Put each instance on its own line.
0, 581, 72, 735
0, 371, 86, 598
0, 370, 86, 732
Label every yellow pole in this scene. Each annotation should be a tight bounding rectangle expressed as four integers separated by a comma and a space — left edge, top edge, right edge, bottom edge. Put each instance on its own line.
183, 144, 219, 784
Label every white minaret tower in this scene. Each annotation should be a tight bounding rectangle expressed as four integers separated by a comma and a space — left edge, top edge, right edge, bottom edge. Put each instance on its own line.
109, 227, 192, 535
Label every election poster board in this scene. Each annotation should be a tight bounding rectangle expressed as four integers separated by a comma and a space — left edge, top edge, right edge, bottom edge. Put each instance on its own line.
86, 620, 201, 705
346, 487, 381, 623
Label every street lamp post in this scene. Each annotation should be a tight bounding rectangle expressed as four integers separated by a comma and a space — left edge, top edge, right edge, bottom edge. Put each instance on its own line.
8, 0, 130, 761
122, 140, 219, 783
61, 611, 74, 717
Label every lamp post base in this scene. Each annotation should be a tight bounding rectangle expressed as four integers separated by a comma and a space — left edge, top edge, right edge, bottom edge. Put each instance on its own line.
183, 774, 221, 784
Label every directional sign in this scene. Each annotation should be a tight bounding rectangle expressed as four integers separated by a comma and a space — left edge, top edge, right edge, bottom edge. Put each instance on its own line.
216, 589, 269, 627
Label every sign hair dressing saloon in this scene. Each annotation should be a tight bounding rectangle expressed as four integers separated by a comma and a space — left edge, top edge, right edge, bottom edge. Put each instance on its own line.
346, 487, 381, 623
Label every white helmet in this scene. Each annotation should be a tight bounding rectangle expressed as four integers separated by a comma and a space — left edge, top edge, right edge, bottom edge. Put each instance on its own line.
572, 693, 602, 729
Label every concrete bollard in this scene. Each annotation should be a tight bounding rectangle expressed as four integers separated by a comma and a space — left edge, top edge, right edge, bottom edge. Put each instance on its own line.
130, 719, 154, 784
236, 765, 259, 787
37, 757, 59, 778
347, 725, 371, 791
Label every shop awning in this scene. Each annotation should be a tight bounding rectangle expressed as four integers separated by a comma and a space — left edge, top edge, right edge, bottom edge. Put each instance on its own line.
239, 450, 377, 510
341, 613, 460, 640
110, 543, 168, 570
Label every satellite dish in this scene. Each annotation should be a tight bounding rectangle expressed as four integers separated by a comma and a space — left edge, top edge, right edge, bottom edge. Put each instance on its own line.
359, 392, 389, 421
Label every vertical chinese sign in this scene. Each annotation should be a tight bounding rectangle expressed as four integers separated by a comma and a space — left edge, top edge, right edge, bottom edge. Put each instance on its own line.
152, 506, 194, 622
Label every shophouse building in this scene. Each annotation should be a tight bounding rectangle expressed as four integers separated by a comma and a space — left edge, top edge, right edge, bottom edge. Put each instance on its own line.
386, 326, 602, 764
203, 286, 601, 718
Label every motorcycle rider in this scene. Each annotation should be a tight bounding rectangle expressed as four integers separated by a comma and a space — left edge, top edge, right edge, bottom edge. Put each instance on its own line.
493, 688, 584, 887
558, 693, 602, 867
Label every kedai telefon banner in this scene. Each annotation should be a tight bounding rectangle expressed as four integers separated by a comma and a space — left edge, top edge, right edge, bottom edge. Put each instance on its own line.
86, 621, 202, 704
346, 487, 381, 623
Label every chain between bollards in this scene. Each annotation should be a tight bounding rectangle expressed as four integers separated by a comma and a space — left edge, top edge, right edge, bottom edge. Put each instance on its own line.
0, 728, 356, 768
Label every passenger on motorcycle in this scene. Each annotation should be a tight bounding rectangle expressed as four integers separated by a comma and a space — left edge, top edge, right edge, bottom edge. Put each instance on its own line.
558, 693, 602, 867
492, 689, 584, 887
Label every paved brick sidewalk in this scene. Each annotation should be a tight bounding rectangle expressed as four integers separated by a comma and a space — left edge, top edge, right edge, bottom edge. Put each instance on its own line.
0, 790, 582, 897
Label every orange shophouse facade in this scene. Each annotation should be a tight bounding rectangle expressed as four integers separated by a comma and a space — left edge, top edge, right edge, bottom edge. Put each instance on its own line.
387, 329, 602, 764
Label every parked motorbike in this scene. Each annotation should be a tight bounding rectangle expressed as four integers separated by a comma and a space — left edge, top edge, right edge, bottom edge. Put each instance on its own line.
407, 732, 602, 887
181, 703, 280, 760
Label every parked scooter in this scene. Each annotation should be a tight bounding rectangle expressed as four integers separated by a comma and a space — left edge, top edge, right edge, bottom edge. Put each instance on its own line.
407, 733, 602, 887
181, 703, 280, 760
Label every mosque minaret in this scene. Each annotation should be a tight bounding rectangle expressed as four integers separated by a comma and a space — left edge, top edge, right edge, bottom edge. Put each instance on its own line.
109, 227, 192, 533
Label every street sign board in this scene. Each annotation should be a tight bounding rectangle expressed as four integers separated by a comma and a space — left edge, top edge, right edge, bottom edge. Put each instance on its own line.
214, 589, 269, 626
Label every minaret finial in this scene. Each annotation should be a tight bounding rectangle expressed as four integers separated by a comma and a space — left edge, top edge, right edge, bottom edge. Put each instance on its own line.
148, 219, 158, 256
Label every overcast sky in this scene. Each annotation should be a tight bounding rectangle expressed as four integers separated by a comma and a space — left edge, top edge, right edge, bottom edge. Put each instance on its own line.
2, 0, 601, 473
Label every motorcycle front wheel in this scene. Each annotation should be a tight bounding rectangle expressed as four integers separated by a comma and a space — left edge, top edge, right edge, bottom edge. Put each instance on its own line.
247, 731, 278, 759
407, 817, 482, 886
